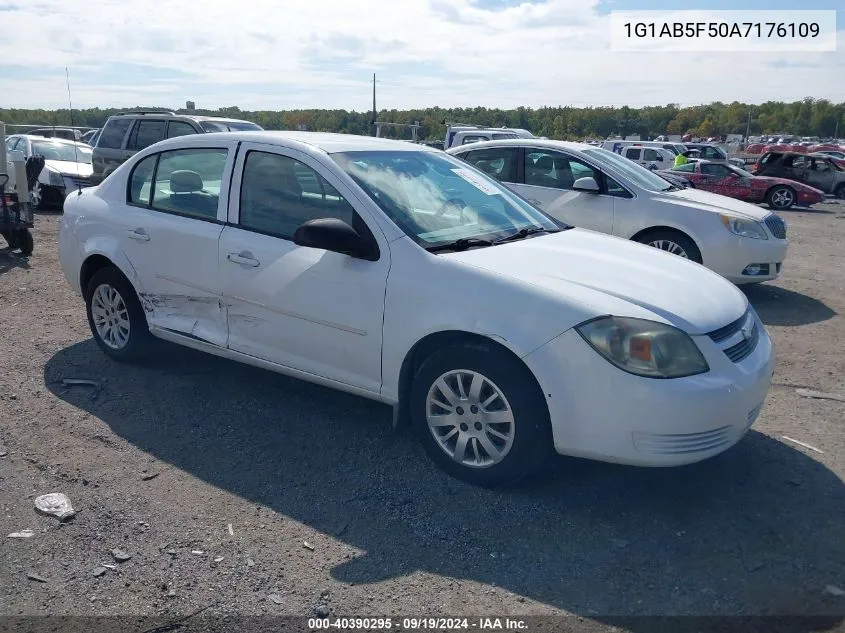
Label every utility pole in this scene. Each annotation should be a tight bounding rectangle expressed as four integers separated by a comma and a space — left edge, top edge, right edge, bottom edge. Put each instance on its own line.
371, 73, 377, 137
745, 107, 752, 141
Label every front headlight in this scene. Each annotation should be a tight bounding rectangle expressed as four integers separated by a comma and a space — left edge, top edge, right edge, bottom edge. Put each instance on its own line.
48, 170, 64, 187
576, 316, 709, 379
720, 214, 767, 240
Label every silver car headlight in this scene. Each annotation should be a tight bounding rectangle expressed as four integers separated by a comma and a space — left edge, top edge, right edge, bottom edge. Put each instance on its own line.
719, 214, 767, 240
576, 316, 709, 379
48, 170, 64, 187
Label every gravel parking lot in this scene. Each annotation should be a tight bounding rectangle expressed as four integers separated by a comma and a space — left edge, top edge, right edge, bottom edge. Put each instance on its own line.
1, 204, 844, 631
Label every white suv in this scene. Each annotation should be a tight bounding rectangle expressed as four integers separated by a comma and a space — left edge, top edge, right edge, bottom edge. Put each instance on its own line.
59, 131, 773, 486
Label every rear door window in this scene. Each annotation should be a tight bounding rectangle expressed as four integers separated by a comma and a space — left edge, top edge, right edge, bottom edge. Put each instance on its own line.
128, 120, 167, 151
460, 147, 519, 182
167, 121, 198, 138
624, 148, 642, 160
98, 118, 132, 149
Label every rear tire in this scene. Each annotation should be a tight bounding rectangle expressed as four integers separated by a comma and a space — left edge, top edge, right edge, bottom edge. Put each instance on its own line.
635, 229, 702, 264
835, 184, 845, 200
85, 266, 152, 362
410, 342, 553, 487
766, 185, 796, 210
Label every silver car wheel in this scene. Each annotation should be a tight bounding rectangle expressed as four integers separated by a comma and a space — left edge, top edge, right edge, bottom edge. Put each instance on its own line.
648, 239, 689, 258
426, 369, 515, 468
90, 283, 131, 350
771, 187, 794, 208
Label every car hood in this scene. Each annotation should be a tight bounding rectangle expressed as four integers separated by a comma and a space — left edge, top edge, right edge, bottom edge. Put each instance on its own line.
43, 160, 94, 177
659, 186, 771, 220
443, 228, 748, 335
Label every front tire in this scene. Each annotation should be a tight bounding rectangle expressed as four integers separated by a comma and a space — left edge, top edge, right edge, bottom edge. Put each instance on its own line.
85, 266, 152, 362
835, 183, 845, 200
766, 185, 796, 210
635, 229, 703, 264
410, 343, 552, 487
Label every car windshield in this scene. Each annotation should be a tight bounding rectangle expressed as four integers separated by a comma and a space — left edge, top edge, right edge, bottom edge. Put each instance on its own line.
673, 144, 687, 155
331, 150, 564, 248
31, 140, 93, 164
199, 120, 262, 132
729, 165, 754, 178
582, 148, 674, 192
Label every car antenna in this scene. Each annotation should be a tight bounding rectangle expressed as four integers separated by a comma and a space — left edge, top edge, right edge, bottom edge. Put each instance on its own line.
66, 67, 82, 195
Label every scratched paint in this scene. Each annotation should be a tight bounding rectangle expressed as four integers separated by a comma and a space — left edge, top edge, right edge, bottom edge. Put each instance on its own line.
139, 293, 229, 347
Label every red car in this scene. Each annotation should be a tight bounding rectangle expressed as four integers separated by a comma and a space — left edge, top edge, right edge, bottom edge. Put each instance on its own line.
664, 160, 826, 210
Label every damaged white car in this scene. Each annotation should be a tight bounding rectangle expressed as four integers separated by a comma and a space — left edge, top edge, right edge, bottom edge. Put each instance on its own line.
58, 132, 774, 487
4, 134, 94, 209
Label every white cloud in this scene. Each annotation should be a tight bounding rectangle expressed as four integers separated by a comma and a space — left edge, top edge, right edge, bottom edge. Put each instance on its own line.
0, 0, 843, 110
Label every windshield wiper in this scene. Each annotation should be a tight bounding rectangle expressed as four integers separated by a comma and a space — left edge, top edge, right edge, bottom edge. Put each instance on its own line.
426, 237, 495, 253
493, 227, 561, 244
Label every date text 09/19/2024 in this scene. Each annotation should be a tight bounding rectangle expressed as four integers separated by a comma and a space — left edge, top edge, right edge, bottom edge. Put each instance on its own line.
622, 22, 820, 38
308, 617, 529, 630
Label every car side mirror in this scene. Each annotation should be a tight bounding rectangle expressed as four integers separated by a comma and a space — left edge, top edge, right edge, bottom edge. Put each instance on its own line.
572, 176, 600, 193
293, 217, 377, 260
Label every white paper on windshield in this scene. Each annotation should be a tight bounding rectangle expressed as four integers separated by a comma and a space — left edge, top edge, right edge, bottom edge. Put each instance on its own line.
451, 168, 502, 195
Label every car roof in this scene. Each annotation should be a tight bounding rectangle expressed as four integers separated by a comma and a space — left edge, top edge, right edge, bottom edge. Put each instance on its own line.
15, 134, 88, 146
446, 138, 593, 152
108, 112, 256, 125
152, 131, 440, 154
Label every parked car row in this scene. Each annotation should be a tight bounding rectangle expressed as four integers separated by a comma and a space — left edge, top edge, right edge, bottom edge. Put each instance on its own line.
58, 131, 776, 486
751, 151, 845, 198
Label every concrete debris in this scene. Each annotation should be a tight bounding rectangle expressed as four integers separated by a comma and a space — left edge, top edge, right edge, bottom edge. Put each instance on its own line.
228, 523, 234, 536
246, 558, 255, 567
8, 529, 35, 538
111, 549, 132, 563
268, 594, 284, 605
27, 572, 47, 583
303, 541, 315, 551
191, 550, 205, 556
796, 388, 845, 403
781, 436, 824, 454
214, 557, 225, 563
315, 605, 330, 617
0, 443, 8, 457
34, 493, 76, 521
92, 566, 108, 578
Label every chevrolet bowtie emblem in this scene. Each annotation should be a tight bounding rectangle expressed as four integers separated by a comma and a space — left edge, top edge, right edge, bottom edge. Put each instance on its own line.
740, 317, 753, 341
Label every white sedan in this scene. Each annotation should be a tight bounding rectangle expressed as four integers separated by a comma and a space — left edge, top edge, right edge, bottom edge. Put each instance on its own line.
448, 139, 788, 285
5, 134, 94, 209
58, 131, 774, 487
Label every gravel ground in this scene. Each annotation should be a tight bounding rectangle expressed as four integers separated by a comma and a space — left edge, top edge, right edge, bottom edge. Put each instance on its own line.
1, 203, 844, 632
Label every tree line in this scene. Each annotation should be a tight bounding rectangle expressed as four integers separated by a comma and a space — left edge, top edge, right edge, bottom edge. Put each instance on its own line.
2, 98, 843, 141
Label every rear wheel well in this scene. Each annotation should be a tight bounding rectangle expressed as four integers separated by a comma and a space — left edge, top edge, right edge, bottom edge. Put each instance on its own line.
80, 255, 116, 296
394, 331, 543, 429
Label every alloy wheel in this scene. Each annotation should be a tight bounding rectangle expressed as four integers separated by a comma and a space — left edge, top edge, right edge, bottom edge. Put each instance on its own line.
90, 283, 131, 350
648, 239, 689, 258
426, 369, 515, 468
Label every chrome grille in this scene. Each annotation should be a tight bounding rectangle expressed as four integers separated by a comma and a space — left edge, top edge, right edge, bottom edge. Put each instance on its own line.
764, 214, 786, 239
724, 322, 760, 363
707, 309, 749, 343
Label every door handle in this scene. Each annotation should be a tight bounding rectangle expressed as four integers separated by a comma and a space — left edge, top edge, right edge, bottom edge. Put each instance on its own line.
126, 228, 150, 241
227, 252, 260, 267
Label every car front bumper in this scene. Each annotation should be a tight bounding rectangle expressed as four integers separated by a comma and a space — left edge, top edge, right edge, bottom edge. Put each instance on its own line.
524, 309, 774, 467
702, 230, 788, 284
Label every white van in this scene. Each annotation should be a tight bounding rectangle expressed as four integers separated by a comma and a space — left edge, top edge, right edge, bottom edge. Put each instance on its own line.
445, 125, 535, 149
620, 145, 676, 169
602, 140, 687, 156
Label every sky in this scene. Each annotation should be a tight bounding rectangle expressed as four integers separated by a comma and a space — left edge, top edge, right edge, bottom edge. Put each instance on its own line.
0, 0, 842, 112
